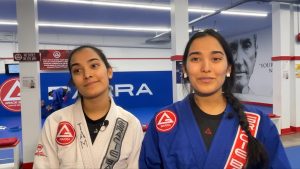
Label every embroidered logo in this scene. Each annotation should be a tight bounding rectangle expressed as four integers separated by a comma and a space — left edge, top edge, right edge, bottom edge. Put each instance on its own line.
56, 121, 76, 146
204, 128, 212, 135
34, 144, 47, 157
155, 110, 177, 132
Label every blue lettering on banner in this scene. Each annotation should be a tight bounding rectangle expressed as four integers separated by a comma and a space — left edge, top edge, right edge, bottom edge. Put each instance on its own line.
111, 83, 153, 97
39, 71, 172, 109
68, 83, 153, 99
0, 71, 172, 117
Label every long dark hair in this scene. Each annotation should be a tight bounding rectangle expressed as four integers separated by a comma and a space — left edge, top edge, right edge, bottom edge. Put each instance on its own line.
182, 29, 268, 168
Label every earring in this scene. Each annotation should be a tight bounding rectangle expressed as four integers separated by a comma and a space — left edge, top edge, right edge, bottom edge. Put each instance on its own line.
226, 73, 230, 77
183, 73, 188, 78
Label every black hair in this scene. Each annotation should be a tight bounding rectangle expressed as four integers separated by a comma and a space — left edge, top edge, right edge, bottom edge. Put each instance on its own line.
182, 29, 268, 169
67, 45, 111, 73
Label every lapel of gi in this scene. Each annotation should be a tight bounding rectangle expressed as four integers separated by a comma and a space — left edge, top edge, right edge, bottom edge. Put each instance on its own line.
203, 104, 240, 169
176, 95, 208, 168
74, 98, 97, 168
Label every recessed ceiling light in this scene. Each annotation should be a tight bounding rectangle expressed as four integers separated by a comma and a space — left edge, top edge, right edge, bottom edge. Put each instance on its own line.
39, 22, 171, 32
221, 11, 267, 17
0, 1, 268, 32
42, 0, 268, 17
0, 20, 17, 25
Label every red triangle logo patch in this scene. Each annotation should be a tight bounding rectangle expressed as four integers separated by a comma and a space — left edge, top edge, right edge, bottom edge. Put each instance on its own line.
205, 128, 212, 135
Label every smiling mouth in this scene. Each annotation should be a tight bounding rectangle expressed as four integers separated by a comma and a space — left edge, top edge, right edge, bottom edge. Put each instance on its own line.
199, 77, 214, 83
84, 81, 98, 87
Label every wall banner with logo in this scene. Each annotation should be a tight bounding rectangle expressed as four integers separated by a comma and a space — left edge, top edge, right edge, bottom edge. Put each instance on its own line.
0, 76, 21, 114
40, 50, 70, 70
0, 71, 173, 117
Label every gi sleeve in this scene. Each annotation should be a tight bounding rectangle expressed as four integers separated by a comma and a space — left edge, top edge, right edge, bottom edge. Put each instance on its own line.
139, 118, 163, 169
33, 118, 59, 169
126, 119, 144, 169
260, 114, 292, 169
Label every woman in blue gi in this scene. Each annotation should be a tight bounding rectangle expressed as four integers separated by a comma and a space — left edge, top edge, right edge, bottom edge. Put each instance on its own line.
46, 87, 68, 112
139, 29, 291, 169
34, 45, 144, 168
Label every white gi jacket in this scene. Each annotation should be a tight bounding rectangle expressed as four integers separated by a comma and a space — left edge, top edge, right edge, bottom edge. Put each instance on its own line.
33, 98, 144, 169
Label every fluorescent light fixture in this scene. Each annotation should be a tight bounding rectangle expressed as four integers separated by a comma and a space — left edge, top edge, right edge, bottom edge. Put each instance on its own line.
0, 1, 268, 33
188, 8, 215, 13
0, 20, 170, 32
44, 0, 170, 11
0, 20, 205, 33
221, 11, 267, 17
189, 8, 267, 17
39, 22, 170, 32
43, 0, 268, 17
0, 20, 17, 25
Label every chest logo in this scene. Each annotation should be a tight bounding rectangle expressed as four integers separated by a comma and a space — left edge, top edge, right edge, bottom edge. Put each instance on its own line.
204, 128, 213, 135
56, 121, 76, 146
155, 110, 177, 132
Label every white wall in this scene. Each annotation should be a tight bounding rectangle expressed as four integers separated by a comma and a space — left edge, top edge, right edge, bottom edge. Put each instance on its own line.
0, 32, 173, 73
0, 41, 18, 73
0, 28, 274, 103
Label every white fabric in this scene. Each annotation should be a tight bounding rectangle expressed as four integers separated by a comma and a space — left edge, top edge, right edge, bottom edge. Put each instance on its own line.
33, 98, 144, 169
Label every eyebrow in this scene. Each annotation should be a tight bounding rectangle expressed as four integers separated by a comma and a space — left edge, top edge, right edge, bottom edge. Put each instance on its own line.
188, 51, 201, 56
211, 51, 225, 55
188, 50, 224, 56
70, 58, 100, 69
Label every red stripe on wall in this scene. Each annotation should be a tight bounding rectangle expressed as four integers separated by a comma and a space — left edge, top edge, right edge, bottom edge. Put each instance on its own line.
281, 128, 294, 135
290, 126, 300, 132
241, 101, 272, 107
272, 56, 300, 61
108, 57, 170, 60
272, 56, 295, 61
170, 55, 183, 61
0, 57, 14, 60
22, 162, 33, 169
0, 57, 171, 60
281, 127, 300, 135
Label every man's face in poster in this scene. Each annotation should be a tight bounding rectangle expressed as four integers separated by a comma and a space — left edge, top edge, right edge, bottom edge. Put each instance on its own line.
230, 34, 257, 93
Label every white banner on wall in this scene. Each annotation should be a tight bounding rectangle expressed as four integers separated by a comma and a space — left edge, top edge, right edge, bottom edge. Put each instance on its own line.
227, 28, 273, 103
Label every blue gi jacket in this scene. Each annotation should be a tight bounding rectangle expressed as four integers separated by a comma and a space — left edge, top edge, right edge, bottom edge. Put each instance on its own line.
50, 87, 66, 111
139, 94, 291, 169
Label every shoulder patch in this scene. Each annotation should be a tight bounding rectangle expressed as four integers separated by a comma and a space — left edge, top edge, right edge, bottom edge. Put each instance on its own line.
56, 121, 76, 146
155, 110, 177, 132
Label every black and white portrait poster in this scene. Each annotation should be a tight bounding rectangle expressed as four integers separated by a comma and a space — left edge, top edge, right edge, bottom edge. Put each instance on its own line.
227, 28, 272, 102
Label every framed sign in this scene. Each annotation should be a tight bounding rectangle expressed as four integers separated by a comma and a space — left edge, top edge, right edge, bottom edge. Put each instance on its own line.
13, 52, 40, 61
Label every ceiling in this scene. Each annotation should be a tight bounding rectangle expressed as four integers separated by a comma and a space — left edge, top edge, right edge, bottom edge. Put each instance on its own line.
0, 0, 281, 42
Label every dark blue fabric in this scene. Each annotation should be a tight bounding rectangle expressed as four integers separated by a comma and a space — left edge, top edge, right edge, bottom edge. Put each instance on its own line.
42, 88, 67, 118
139, 94, 291, 169
50, 87, 66, 111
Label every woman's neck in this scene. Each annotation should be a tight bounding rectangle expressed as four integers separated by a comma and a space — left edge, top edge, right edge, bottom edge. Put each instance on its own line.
82, 94, 111, 120
193, 92, 227, 115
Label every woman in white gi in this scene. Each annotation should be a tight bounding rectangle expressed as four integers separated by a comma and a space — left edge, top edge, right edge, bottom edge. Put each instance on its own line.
34, 45, 144, 168
139, 29, 291, 169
